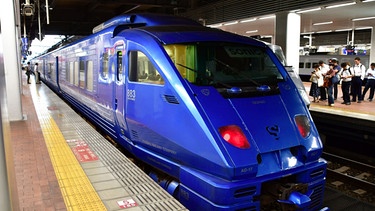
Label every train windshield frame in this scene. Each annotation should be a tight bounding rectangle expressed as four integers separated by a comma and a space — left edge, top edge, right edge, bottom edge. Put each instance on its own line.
163, 42, 284, 91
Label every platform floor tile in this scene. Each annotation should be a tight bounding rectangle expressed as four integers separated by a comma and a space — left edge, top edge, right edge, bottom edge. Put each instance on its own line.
25, 81, 186, 210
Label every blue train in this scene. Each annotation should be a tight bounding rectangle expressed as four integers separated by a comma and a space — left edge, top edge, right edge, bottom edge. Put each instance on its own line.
31, 14, 327, 210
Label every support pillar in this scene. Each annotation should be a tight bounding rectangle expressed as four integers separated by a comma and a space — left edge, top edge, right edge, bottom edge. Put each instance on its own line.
275, 12, 301, 73
370, 27, 375, 64
1, 0, 23, 121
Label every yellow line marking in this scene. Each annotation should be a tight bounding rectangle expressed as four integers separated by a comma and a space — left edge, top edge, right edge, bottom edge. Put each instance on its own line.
30, 83, 107, 211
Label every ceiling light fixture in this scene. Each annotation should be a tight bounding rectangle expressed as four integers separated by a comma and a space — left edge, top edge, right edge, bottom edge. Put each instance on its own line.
224, 21, 238, 26
208, 23, 222, 28
296, 7, 321, 14
352, 16, 375, 21
240, 18, 257, 23
316, 30, 332, 33
335, 28, 352, 32
259, 15, 275, 20
355, 27, 373, 30
325, 2, 356, 9
313, 21, 333, 26
246, 30, 258, 34
362, 0, 375, 2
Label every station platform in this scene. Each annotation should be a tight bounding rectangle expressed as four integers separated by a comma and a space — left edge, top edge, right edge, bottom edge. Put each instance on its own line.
303, 82, 375, 121
10, 76, 186, 210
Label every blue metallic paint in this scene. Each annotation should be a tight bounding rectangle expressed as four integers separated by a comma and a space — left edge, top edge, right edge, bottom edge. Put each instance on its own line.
34, 13, 327, 210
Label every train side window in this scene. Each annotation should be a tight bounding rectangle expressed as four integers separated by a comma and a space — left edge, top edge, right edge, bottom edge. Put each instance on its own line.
116, 46, 123, 81
69, 62, 74, 84
129, 51, 164, 85
79, 60, 85, 88
87, 60, 94, 91
101, 52, 109, 79
299, 62, 304, 68
66, 61, 69, 82
74, 61, 79, 86
163, 44, 196, 83
306, 63, 312, 69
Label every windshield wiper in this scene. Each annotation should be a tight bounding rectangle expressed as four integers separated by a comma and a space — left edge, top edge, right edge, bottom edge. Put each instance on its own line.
214, 58, 261, 86
176, 63, 232, 88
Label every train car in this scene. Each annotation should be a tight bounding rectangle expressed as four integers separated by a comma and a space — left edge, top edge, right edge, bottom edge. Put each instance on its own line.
299, 54, 370, 81
32, 14, 327, 210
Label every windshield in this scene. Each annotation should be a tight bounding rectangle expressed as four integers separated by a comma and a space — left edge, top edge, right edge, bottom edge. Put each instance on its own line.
163, 42, 284, 89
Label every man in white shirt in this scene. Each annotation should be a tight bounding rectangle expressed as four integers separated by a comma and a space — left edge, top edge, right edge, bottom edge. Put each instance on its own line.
350, 57, 366, 103
318, 60, 329, 101
361, 63, 375, 102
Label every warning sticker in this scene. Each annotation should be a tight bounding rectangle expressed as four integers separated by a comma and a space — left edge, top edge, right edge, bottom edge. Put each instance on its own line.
70, 140, 99, 162
117, 198, 138, 209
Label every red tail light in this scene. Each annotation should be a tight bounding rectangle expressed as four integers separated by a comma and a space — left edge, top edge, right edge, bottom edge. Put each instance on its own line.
295, 115, 311, 138
219, 125, 250, 149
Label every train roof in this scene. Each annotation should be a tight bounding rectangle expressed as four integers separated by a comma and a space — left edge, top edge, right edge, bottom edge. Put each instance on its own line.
94, 13, 265, 47
35, 14, 267, 58
93, 13, 202, 34
130, 25, 264, 47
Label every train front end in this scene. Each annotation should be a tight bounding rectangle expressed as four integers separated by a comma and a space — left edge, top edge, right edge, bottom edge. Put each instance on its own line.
164, 42, 326, 210
120, 19, 327, 210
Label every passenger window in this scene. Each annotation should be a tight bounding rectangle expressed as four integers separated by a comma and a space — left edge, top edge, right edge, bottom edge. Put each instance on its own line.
87, 61, 94, 91
129, 51, 164, 85
299, 62, 304, 68
116, 46, 124, 81
79, 60, 85, 88
66, 61, 69, 82
69, 62, 74, 84
74, 61, 79, 86
306, 63, 312, 69
101, 52, 109, 79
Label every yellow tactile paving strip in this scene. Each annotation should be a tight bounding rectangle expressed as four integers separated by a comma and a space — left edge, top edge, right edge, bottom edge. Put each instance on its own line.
30, 83, 107, 211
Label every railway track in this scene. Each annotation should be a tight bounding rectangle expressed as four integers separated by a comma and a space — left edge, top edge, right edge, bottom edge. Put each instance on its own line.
322, 152, 375, 205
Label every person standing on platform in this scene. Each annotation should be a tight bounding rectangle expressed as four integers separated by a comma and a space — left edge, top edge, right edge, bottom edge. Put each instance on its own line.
361, 63, 375, 102
350, 57, 366, 103
339, 62, 353, 105
331, 58, 341, 100
318, 60, 329, 101
324, 63, 336, 106
34, 63, 41, 84
309, 64, 321, 103
25, 62, 32, 84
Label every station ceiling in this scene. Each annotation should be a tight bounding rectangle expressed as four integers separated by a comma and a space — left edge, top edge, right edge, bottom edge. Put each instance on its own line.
19, 0, 217, 40
20, 0, 375, 42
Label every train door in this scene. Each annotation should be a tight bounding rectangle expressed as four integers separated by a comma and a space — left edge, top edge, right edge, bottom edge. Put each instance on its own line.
113, 43, 129, 141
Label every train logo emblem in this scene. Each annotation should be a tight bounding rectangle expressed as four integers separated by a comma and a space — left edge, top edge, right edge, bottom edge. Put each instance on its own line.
201, 89, 210, 96
266, 125, 280, 140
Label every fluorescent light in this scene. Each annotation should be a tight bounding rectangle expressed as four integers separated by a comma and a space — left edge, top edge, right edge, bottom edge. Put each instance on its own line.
296, 7, 321, 14
325, 2, 356, 9
301, 32, 314, 35
261, 35, 273, 38
335, 28, 352, 32
246, 30, 258, 34
240, 18, 256, 23
223, 21, 238, 26
316, 30, 332, 33
313, 21, 333, 26
259, 15, 275, 20
362, 0, 375, 2
352, 16, 375, 21
355, 27, 373, 30
208, 23, 222, 28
